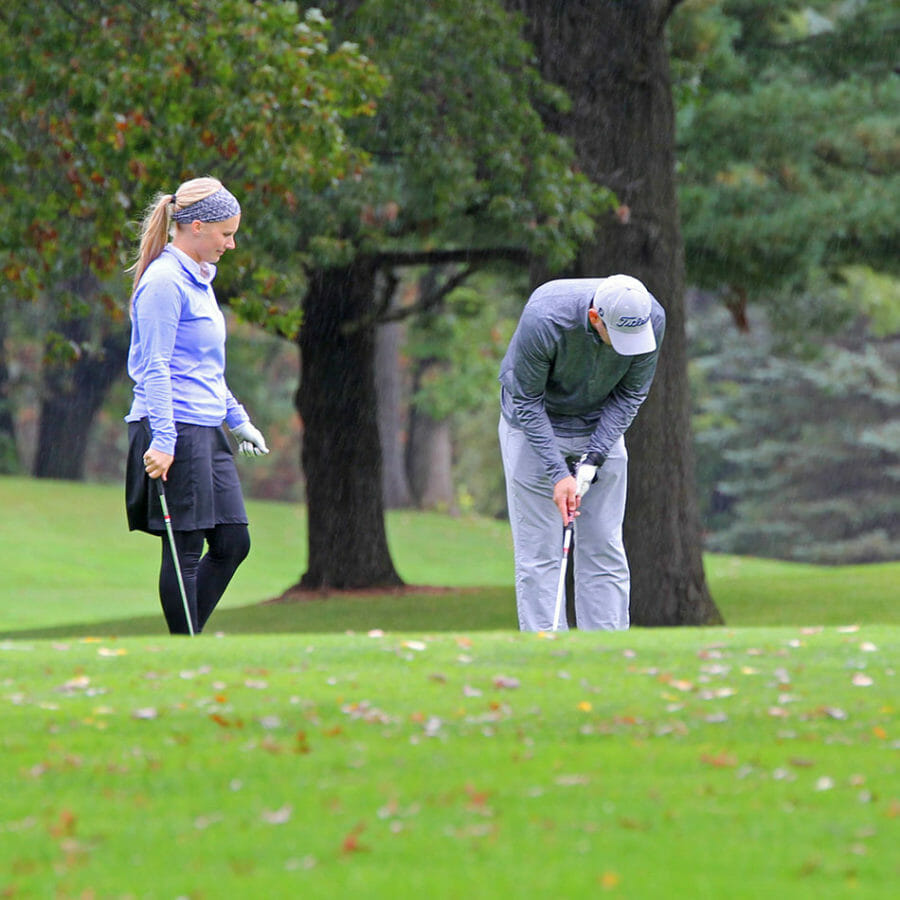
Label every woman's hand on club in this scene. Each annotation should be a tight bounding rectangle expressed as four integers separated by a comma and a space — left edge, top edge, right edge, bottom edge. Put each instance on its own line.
143, 448, 174, 480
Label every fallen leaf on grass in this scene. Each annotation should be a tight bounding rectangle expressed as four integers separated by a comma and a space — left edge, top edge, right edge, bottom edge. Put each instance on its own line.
599, 871, 621, 890
852, 673, 874, 687
132, 708, 158, 720
57, 676, 91, 693
341, 822, 368, 853
210, 713, 244, 728
464, 784, 492, 811
701, 752, 738, 768
194, 813, 224, 830
493, 675, 520, 690
258, 716, 281, 730
698, 687, 736, 700
260, 805, 292, 825
417, 716, 442, 738
555, 774, 590, 786
49, 809, 77, 838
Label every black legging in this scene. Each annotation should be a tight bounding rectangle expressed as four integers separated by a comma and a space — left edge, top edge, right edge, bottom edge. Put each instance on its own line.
159, 524, 250, 634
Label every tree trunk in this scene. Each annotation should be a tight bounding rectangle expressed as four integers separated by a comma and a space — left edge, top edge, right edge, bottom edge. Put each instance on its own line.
33, 315, 129, 481
0, 300, 19, 473
375, 320, 414, 509
406, 375, 456, 512
508, 0, 722, 624
296, 263, 404, 589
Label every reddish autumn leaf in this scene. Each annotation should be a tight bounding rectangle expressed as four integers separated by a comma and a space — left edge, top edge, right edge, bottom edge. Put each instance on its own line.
49, 809, 77, 838
341, 822, 368, 854
464, 784, 491, 809
701, 752, 738, 768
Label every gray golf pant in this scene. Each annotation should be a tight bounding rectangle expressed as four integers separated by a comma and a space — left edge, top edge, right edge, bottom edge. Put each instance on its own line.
499, 417, 630, 631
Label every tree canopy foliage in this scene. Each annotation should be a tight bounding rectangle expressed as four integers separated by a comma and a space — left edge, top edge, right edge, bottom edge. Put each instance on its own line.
302, 0, 604, 280
0, 0, 384, 335
672, 0, 899, 328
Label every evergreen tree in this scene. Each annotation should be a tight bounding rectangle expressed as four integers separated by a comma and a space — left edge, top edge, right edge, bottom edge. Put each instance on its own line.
689, 296, 900, 563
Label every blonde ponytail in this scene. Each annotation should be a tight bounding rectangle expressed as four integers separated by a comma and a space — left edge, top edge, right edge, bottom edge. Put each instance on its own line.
127, 193, 175, 302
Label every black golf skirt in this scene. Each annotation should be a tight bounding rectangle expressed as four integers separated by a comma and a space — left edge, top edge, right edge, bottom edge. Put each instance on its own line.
126, 420, 248, 534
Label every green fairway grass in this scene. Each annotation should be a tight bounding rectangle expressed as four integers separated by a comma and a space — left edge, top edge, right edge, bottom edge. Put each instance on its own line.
1, 627, 897, 898
1, 477, 898, 896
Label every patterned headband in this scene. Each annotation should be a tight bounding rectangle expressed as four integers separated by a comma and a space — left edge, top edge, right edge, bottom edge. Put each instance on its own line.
171, 187, 241, 223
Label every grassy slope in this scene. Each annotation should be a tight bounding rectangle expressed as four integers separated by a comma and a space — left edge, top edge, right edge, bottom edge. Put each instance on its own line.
2, 476, 899, 635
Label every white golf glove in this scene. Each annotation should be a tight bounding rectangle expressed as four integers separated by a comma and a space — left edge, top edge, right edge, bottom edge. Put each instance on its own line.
231, 421, 269, 456
574, 453, 602, 498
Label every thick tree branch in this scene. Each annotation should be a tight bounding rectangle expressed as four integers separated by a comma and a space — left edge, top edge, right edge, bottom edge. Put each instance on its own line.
338, 244, 530, 333
373, 246, 530, 268
341, 262, 479, 334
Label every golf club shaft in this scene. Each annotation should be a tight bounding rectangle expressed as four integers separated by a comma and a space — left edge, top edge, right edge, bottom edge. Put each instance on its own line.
155, 479, 195, 636
551, 521, 573, 631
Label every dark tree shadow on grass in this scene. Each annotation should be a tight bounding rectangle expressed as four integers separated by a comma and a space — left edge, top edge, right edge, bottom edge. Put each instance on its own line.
0, 587, 517, 639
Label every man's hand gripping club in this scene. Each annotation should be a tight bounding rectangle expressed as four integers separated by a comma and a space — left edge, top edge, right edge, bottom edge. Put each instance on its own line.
553, 453, 602, 524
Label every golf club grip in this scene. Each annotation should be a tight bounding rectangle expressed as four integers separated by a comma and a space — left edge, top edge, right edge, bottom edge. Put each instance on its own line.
551, 522, 574, 631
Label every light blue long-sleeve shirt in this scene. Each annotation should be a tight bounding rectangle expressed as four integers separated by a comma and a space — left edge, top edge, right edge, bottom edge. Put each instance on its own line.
125, 245, 248, 455
499, 278, 665, 485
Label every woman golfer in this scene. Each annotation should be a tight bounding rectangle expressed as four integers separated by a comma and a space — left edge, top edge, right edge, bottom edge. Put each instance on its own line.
124, 177, 268, 635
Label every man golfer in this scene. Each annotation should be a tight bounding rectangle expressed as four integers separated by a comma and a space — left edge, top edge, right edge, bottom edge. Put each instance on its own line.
498, 275, 665, 631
